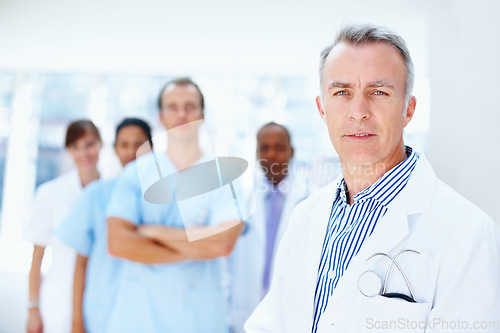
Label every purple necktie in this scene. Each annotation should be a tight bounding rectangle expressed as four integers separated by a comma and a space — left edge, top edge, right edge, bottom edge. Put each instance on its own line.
262, 188, 285, 293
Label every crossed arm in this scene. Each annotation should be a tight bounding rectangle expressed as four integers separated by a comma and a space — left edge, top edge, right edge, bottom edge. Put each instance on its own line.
107, 217, 244, 264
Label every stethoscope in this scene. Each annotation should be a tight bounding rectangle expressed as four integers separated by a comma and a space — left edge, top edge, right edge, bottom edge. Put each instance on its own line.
358, 249, 420, 303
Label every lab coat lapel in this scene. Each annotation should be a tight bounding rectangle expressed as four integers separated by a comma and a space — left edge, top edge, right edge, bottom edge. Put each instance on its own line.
276, 173, 307, 244
254, 183, 267, 246
268, 174, 307, 281
68, 169, 84, 200
302, 182, 339, 323
251, 178, 267, 281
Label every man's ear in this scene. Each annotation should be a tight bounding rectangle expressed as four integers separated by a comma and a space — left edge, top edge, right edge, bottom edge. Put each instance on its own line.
316, 96, 327, 122
403, 96, 417, 128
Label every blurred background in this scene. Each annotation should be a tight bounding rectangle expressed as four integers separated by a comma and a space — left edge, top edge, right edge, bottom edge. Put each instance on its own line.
0, 0, 499, 331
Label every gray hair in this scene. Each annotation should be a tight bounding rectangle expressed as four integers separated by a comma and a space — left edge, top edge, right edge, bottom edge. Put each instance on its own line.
319, 24, 415, 103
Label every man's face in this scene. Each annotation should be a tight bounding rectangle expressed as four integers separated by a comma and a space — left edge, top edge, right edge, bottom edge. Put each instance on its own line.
316, 42, 416, 167
257, 125, 294, 184
159, 84, 204, 139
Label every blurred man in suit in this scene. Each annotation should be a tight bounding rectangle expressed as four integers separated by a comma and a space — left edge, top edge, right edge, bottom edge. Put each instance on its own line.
229, 122, 309, 333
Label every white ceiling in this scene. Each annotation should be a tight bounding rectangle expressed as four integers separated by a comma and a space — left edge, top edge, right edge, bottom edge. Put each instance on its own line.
0, 0, 428, 76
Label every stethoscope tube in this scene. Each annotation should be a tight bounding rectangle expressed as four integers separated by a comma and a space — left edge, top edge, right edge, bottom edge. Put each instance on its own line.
381, 249, 420, 295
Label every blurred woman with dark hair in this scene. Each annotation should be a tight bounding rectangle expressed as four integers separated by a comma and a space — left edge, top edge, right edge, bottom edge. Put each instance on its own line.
26, 120, 102, 333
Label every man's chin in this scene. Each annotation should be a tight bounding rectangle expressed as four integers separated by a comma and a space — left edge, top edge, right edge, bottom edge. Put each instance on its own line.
340, 153, 382, 167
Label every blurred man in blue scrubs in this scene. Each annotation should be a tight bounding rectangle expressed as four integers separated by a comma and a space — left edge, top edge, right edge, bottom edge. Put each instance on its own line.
105, 78, 244, 333
56, 118, 153, 333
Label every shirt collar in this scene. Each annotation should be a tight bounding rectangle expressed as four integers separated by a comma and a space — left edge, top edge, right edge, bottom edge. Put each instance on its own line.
267, 183, 283, 198
336, 146, 417, 205
263, 173, 290, 196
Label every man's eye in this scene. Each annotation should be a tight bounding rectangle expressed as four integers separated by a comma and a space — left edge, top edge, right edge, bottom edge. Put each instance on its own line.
373, 91, 387, 96
334, 91, 348, 96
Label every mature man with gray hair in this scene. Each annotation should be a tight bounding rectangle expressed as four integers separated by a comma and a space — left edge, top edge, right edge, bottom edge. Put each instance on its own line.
245, 24, 500, 333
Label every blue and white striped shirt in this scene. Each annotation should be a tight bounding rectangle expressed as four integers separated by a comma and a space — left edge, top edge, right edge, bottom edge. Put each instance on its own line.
312, 146, 418, 332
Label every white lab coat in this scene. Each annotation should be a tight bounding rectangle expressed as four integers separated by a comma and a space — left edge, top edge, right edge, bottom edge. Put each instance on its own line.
245, 153, 500, 333
229, 171, 309, 333
25, 170, 83, 333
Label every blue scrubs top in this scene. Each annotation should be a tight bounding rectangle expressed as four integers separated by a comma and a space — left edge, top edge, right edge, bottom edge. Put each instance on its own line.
105, 152, 238, 333
55, 178, 122, 333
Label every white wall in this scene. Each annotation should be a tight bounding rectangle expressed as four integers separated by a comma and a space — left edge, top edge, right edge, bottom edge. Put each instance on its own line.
0, 0, 497, 216
427, 0, 500, 222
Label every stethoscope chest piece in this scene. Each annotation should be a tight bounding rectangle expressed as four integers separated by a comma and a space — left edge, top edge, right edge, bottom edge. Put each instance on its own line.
358, 270, 382, 297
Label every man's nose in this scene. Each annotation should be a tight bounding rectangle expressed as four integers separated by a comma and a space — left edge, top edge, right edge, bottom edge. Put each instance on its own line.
177, 108, 189, 118
267, 148, 277, 160
348, 94, 370, 121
